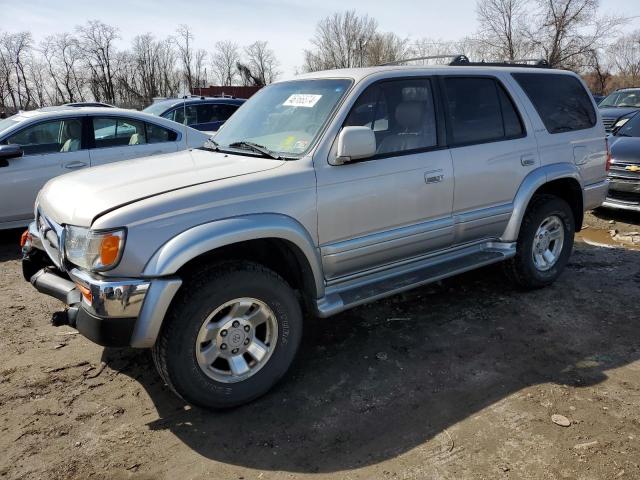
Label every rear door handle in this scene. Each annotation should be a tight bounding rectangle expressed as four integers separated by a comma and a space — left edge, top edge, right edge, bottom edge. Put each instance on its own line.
520, 155, 536, 167
64, 161, 87, 169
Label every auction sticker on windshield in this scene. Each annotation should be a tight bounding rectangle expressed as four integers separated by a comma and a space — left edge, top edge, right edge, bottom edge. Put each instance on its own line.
283, 94, 322, 108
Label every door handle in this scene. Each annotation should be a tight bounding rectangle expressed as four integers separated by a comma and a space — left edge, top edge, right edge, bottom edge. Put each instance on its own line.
64, 161, 87, 169
520, 155, 536, 167
425, 172, 444, 184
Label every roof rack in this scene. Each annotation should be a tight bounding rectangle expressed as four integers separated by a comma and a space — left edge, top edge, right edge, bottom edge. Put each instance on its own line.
380, 54, 467, 66
381, 54, 549, 68
449, 57, 549, 68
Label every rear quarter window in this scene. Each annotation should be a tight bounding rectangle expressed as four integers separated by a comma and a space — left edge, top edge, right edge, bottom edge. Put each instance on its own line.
512, 73, 596, 134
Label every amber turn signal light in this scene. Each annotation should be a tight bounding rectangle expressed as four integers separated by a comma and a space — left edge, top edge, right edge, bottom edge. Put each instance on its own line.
100, 234, 121, 266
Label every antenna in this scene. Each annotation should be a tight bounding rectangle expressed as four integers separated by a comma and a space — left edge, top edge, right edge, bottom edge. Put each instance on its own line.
183, 91, 189, 149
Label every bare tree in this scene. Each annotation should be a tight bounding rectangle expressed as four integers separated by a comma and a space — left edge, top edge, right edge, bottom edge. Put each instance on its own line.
366, 32, 410, 65
609, 30, 640, 82
241, 41, 279, 86
193, 48, 208, 91
211, 40, 239, 86
76, 20, 120, 103
526, 0, 627, 69
303, 11, 378, 71
476, 0, 528, 61
175, 24, 194, 91
41, 33, 85, 104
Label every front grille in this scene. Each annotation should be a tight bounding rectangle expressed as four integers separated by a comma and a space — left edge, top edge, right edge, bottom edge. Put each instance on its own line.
609, 161, 640, 181
36, 210, 65, 269
602, 117, 616, 131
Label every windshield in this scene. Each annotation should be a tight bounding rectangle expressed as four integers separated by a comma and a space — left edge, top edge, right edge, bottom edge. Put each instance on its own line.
0, 116, 18, 135
213, 78, 352, 158
143, 102, 172, 116
599, 90, 640, 108
616, 113, 640, 137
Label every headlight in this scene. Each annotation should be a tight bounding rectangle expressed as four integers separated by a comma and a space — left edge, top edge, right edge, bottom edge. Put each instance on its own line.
64, 226, 126, 271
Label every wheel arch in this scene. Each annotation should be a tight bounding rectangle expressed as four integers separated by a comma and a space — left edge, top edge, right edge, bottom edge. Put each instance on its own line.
502, 163, 584, 242
143, 214, 324, 300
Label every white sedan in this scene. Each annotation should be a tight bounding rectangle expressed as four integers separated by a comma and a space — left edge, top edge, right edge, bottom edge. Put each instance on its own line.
0, 106, 209, 229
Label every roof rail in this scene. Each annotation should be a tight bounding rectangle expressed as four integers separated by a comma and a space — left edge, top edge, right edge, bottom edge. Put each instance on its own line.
449, 57, 549, 68
380, 54, 467, 66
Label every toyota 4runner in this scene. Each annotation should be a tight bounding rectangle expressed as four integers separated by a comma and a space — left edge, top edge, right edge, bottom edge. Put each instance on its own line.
21, 64, 609, 408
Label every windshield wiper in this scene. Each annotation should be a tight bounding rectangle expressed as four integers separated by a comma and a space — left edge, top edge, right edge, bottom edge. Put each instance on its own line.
228, 141, 282, 160
202, 138, 220, 151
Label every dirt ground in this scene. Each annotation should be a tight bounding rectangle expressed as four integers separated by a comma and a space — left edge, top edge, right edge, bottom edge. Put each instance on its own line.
1, 209, 640, 480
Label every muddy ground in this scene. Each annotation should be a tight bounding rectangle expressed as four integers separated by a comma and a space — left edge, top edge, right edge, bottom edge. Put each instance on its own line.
1, 209, 639, 480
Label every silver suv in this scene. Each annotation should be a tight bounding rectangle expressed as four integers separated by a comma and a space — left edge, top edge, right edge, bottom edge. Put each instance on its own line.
22, 64, 609, 408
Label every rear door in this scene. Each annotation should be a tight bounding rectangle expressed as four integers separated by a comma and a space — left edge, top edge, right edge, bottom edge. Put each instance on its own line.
441, 75, 539, 244
0, 117, 87, 225
89, 116, 179, 167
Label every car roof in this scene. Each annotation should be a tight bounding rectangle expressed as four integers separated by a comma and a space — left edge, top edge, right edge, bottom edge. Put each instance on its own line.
5, 107, 191, 134
291, 65, 580, 83
148, 97, 246, 109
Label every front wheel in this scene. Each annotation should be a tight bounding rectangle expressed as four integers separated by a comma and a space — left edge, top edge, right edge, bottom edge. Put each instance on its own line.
504, 194, 575, 289
152, 262, 303, 408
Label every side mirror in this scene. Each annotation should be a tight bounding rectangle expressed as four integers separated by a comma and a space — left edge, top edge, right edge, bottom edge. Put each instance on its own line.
332, 126, 376, 165
0, 144, 23, 167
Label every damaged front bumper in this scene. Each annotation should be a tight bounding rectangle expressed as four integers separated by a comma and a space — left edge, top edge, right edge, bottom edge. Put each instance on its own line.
22, 221, 181, 348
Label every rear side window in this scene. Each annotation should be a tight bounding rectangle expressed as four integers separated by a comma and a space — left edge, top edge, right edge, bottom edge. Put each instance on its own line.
93, 117, 147, 148
512, 73, 596, 134
443, 77, 524, 145
145, 123, 178, 143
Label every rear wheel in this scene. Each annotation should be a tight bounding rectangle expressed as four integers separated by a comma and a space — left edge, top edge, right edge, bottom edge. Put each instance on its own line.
152, 262, 303, 408
504, 194, 575, 289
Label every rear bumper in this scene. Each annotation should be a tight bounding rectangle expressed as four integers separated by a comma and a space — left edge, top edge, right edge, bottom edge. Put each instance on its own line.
583, 179, 609, 211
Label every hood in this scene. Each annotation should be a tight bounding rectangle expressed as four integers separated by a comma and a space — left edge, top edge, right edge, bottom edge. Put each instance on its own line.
610, 136, 640, 164
38, 149, 284, 226
598, 106, 640, 119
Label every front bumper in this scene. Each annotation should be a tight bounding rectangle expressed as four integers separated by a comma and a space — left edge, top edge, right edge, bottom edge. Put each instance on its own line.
23, 221, 182, 348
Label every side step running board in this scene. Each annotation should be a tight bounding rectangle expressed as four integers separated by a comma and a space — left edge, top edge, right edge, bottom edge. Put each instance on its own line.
316, 242, 515, 317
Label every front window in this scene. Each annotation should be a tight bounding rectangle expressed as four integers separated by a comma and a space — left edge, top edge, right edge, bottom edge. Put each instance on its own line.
4, 118, 83, 154
599, 90, 640, 108
615, 113, 640, 137
213, 79, 352, 158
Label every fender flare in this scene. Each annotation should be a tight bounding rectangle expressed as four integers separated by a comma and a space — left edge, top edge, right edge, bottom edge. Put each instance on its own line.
501, 163, 583, 242
143, 213, 325, 297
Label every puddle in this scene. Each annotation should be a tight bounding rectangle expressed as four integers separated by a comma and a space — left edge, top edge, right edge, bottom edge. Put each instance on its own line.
576, 227, 640, 250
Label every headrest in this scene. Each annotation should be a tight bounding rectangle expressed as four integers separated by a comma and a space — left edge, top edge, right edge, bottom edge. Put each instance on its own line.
395, 102, 424, 130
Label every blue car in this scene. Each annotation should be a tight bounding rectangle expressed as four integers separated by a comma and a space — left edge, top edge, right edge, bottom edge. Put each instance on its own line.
143, 96, 245, 132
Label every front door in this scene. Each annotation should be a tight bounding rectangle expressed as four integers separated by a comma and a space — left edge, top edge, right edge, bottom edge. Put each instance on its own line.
316, 77, 454, 280
0, 117, 88, 226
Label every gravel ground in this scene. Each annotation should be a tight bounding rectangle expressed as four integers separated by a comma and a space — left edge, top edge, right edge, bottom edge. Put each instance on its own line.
1, 210, 639, 480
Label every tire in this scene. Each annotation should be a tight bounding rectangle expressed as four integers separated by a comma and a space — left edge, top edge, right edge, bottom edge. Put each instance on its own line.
504, 194, 575, 289
152, 261, 303, 409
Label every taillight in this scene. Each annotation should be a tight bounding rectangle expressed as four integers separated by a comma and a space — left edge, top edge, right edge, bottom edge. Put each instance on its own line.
605, 137, 612, 172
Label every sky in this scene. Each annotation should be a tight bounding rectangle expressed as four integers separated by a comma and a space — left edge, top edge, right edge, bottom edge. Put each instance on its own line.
1, 0, 639, 80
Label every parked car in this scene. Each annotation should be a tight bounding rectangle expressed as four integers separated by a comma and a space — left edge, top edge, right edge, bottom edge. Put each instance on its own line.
143, 96, 245, 132
21, 64, 608, 408
603, 111, 640, 211
0, 106, 209, 229
598, 87, 640, 132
